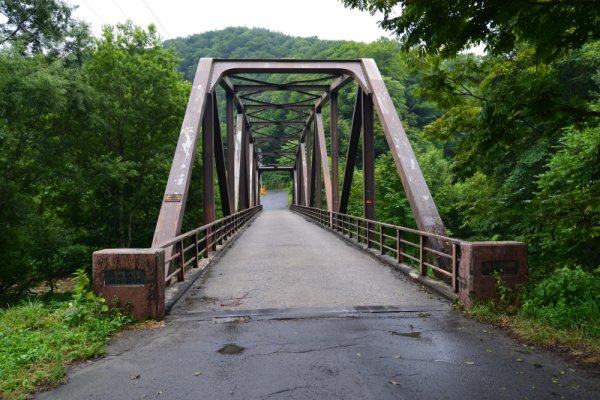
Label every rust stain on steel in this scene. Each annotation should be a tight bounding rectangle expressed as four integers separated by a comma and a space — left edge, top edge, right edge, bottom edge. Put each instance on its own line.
152, 58, 214, 268
300, 142, 309, 206
360, 58, 445, 236
315, 112, 333, 211
209, 60, 371, 93
152, 57, 447, 275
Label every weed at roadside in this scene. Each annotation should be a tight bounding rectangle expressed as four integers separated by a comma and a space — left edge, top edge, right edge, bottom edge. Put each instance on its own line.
0, 269, 131, 400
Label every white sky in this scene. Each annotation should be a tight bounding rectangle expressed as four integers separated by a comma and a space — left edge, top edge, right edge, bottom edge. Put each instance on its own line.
67, 0, 393, 43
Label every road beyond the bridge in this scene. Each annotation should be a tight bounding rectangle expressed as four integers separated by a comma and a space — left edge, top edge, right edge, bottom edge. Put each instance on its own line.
37, 192, 599, 399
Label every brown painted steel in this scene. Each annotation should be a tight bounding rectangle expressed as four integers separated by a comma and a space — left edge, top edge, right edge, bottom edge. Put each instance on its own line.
234, 114, 243, 211
254, 161, 259, 205
315, 112, 333, 211
238, 120, 249, 210
361, 59, 445, 235
208, 60, 371, 93
330, 91, 339, 212
258, 166, 294, 172
154, 57, 447, 265
226, 91, 235, 213
339, 88, 362, 214
250, 121, 306, 126
300, 142, 309, 206
219, 77, 245, 113
248, 140, 255, 207
362, 93, 375, 221
309, 124, 317, 207
202, 92, 216, 250
152, 58, 213, 253
213, 93, 231, 216
314, 116, 322, 208
235, 84, 330, 92
244, 104, 314, 110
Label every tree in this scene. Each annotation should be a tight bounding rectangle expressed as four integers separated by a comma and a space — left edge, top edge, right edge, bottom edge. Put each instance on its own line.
341, 0, 600, 60
0, 0, 90, 56
76, 22, 189, 248
0, 50, 74, 296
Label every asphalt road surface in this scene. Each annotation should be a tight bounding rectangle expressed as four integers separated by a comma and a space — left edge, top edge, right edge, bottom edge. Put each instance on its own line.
37, 192, 600, 399
260, 190, 289, 210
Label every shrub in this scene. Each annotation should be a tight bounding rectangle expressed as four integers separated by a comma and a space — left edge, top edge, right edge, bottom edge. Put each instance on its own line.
0, 269, 130, 399
520, 267, 600, 336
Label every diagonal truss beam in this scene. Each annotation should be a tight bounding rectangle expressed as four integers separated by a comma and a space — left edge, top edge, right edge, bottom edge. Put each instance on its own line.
152, 58, 213, 248
339, 87, 363, 214
212, 92, 231, 216
361, 59, 445, 235
315, 112, 333, 211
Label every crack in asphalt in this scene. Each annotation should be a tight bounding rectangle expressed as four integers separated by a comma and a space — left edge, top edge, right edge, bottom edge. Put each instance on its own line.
261, 386, 309, 399
247, 343, 359, 357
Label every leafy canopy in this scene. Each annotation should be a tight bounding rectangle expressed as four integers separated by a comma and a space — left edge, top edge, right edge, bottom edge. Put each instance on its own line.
341, 0, 600, 60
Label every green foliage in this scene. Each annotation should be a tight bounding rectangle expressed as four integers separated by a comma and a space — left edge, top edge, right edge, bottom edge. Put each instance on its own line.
521, 267, 600, 336
0, 0, 91, 56
341, 0, 600, 60
532, 125, 600, 269
0, 50, 81, 297
416, 41, 600, 271
0, 271, 130, 399
77, 21, 190, 248
0, 18, 189, 297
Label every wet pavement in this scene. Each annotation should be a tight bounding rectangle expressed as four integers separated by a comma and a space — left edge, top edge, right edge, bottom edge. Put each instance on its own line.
36, 192, 600, 399
38, 307, 599, 400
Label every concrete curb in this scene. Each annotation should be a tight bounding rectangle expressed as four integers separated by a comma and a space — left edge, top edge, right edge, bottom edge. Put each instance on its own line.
293, 212, 459, 303
164, 212, 262, 314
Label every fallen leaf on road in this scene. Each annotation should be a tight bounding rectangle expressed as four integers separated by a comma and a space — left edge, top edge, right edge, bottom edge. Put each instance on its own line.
129, 374, 140, 380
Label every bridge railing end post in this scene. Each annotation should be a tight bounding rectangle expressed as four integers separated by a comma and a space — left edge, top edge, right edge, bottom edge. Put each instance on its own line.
93, 248, 165, 321
458, 241, 528, 309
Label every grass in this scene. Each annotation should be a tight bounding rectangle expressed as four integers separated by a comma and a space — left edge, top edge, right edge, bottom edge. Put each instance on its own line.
465, 267, 600, 365
0, 274, 131, 400
467, 303, 600, 365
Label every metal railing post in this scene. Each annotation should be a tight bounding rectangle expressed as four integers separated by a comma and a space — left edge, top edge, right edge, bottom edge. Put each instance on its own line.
396, 229, 403, 263
194, 232, 199, 268
379, 225, 384, 255
419, 235, 426, 276
452, 242, 458, 292
177, 241, 185, 282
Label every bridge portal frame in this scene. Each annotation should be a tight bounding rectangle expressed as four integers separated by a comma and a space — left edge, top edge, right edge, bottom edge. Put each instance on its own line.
152, 59, 446, 279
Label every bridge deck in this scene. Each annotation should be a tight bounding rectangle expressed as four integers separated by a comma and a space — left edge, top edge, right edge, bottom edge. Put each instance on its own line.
38, 193, 598, 400
175, 203, 447, 314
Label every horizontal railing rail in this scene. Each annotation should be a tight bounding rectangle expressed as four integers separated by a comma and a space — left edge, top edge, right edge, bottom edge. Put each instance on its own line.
291, 204, 461, 292
157, 205, 262, 284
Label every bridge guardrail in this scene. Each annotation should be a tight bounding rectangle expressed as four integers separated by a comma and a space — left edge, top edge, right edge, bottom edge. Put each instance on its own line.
290, 204, 461, 293
93, 205, 262, 320
157, 205, 263, 285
